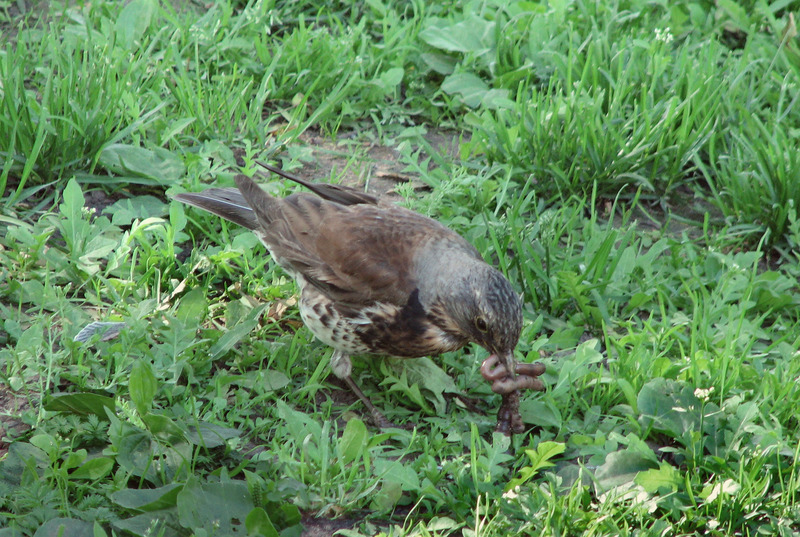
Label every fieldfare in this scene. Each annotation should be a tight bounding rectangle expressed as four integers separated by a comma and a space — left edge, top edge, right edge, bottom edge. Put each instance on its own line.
174, 163, 545, 433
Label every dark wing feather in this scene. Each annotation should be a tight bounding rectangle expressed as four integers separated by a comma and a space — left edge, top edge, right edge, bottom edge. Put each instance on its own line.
258, 161, 381, 206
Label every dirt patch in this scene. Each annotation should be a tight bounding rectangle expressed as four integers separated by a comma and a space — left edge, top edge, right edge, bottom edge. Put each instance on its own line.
0, 382, 32, 458
260, 128, 463, 200
0, 1, 50, 43
300, 513, 357, 537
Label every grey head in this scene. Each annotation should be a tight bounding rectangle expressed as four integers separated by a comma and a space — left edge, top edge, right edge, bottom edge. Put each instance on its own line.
414, 243, 523, 372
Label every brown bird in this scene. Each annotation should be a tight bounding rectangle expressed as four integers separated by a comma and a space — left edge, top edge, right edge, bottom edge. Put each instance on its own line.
174, 163, 545, 433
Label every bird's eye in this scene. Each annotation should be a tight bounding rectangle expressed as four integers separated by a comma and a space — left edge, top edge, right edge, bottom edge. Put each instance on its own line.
475, 316, 489, 333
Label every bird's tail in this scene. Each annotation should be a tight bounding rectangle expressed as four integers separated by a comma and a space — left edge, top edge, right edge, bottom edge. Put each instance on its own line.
174, 162, 379, 230
173, 186, 258, 230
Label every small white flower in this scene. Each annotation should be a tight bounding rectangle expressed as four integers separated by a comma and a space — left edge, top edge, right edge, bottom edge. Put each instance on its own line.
694, 386, 715, 401
654, 27, 674, 43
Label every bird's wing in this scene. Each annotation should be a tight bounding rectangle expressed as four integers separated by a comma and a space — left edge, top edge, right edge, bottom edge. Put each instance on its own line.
313, 204, 449, 305
235, 174, 476, 307
176, 174, 482, 308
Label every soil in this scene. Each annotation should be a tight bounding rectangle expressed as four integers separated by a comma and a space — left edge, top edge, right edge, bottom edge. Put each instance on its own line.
0, 382, 31, 456
260, 128, 463, 199
300, 514, 358, 537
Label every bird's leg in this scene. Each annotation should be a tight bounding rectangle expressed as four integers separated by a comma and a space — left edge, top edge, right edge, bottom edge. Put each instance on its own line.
331, 350, 394, 429
341, 375, 395, 429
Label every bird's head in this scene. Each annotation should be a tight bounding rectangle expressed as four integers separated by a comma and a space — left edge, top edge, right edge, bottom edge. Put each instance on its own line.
442, 264, 523, 375
413, 242, 523, 374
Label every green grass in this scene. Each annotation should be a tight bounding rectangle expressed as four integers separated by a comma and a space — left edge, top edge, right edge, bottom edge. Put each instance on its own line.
2, 0, 800, 536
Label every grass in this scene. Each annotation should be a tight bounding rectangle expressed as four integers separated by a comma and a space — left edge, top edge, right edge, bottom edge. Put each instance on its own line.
1, 0, 800, 536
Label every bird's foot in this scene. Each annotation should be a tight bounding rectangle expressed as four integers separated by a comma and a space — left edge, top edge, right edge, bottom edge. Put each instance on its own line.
363, 403, 415, 430
343, 374, 411, 430
370, 410, 404, 430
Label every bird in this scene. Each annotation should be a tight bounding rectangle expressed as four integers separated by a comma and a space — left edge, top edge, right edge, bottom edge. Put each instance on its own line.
173, 162, 545, 433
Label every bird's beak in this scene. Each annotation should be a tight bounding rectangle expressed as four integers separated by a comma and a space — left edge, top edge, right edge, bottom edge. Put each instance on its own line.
480, 350, 517, 383
497, 349, 516, 378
